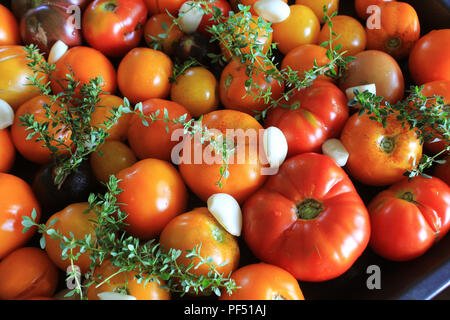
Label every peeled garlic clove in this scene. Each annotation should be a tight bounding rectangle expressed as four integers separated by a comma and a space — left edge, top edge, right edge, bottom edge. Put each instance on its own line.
97, 292, 137, 300
179, 1, 204, 34
207, 193, 242, 237
254, 0, 291, 23
263, 126, 288, 169
0, 99, 14, 129
345, 84, 377, 101
48, 40, 69, 65
322, 138, 349, 167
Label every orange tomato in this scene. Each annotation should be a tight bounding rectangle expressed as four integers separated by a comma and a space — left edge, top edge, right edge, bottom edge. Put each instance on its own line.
341, 113, 423, 186
0, 247, 59, 300
116, 158, 188, 240
178, 109, 268, 204
45, 202, 97, 274
219, 59, 285, 114
317, 15, 367, 57
0, 129, 15, 173
295, 0, 339, 23
144, 0, 187, 15
127, 98, 192, 161
220, 263, 305, 300
0, 45, 48, 111
51, 46, 117, 96
117, 47, 173, 105
355, 0, 395, 20
87, 260, 171, 300
272, 4, 320, 55
0, 173, 41, 260
11, 95, 72, 165
144, 12, 184, 56
366, 2, 420, 60
0, 4, 20, 45
159, 207, 240, 278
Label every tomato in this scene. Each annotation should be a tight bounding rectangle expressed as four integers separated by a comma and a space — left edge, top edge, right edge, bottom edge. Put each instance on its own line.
340, 113, 423, 186
295, 0, 339, 23
196, 0, 231, 36
220, 263, 304, 300
339, 50, 405, 105
144, 12, 184, 56
178, 109, 268, 204
87, 260, 171, 300
127, 98, 192, 161
409, 29, 450, 85
117, 47, 173, 105
355, 0, 395, 20
265, 80, 348, 157
0, 45, 48, 111
0, 247, 59, 300
368, 176, 450, 261
90, 140, 137, 184
11, 95, 72, 165
171, 66, 219, 118
0, 4, 20, 45
365, 2, 420, 60
219, 59, 285, 114
116, 159, 188, 240
434, 156, 450, 186
0, 173, 41, 260
51, 46, 117, 97
82, 0, 148, 58
281, 44, 335, 83
90, 94, 131, 142
45, 202, 97, 274
272, 4, 320, 55
144, 0, 187, 15
230, 0, 287, 16
0, 129, 15, 173
159, 207, 240, 278
317, 15, 367, 57
242, 153, 371, 281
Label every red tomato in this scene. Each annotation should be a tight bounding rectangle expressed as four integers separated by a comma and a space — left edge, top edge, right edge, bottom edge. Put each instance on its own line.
196, 0, 231, 36
368, 176, 450, 261
242, 153, 371, 281
0, 4, 20, 45
0, 173, 41, 260
354, 0, 395, 20
220, 263, 305, 300
82, 0, 148, 58
264, 80, 349, 157
0, 129, 15, 173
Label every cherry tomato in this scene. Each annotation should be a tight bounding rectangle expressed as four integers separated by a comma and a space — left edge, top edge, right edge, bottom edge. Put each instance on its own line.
51, 46, 117, 97
339, 50, 405, 105
127, 98, 192, 161
159, 207, 240, 278
365, 2, 420, 60
117, 47, 173, 104
144, 0, 187, 15
196, 0, 231, 36
0, 173, 41, 260
317, 15, 367, 57
0, 247, 59, 300
272, 4, 320, 55
45, 202, 97, 274
144, 12, 184, 56
242, 153, 371, 281
0, 4, 20, 45
295, 0, 339, 23
0, 129, 15, 173
340, 113, 423, 186
11, 95, 72, 165
87, 260, 171, 300
90, 140, 137, 184
368, 176, 450, 261
220, 263, 304, 300
355, 0, 395, 20
219, 59, 285, 114
82, 0, 148, 58
171, 66, 219, 118
116, 159, 188, 240
0, 45, 48, 111
434, 155, 450, 186
409, 29, 450, 85
265, 80, 349, 157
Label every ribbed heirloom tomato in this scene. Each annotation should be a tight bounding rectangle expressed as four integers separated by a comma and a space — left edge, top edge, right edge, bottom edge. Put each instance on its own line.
242, 153, 371, 282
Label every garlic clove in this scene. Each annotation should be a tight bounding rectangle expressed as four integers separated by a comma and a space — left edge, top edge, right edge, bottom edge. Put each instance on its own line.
322, 138, 349, 167
254, 0, 291, 23
263, 126, 288, 169
179, 1, 204, 34
345, 84, 377, 101
207, 193, 242, 237
0, 99, 14, 130
48, 40, 69, 65
97, 292, 137, 300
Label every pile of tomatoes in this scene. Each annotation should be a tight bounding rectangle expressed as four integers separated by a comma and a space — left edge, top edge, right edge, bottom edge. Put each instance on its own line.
0, 0, 449, 301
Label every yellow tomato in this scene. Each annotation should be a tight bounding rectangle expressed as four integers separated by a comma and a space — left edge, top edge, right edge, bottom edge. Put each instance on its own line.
295, 0, 339, 23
